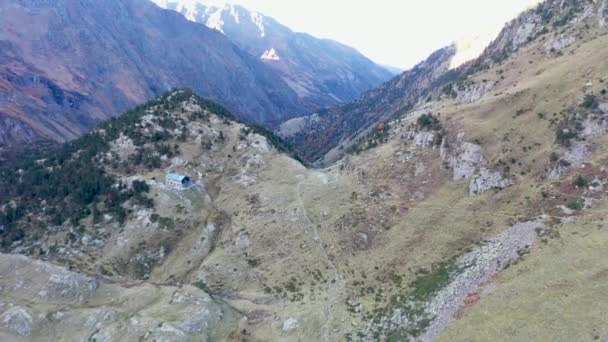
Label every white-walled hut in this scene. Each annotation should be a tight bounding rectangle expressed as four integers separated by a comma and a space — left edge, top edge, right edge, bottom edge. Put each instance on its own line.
165, 173, 192, 190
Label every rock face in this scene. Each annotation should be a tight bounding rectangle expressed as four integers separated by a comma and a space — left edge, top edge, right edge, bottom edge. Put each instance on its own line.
441, 137, 511, 195
151, 1, 393, 108
469, 168, 513, 195
447, 142, 485, 181
545, 34, 576, 53
0, 253, 240, 341
0, 0, 308, 145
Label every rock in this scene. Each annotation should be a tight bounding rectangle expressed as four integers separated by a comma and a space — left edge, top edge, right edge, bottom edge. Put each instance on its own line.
37, 271, 100, 305
247, 133, 271, 153
236, 232, 252, 249
449, 142, 484, 181
512, 14, 544, 48
282, 318, 299, 333
545, 34, 576, 53
84, 309, 117, 329
469, 168, 512, 195
456, 81, 494, 103
0, 306, 33, 336
412, 131, 436, 147
599, 102, 608, 114
563, 143, 590, 166
109, 134, 137, 160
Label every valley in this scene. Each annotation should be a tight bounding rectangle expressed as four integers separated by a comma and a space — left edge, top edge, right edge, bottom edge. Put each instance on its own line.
1, 0, 608, 341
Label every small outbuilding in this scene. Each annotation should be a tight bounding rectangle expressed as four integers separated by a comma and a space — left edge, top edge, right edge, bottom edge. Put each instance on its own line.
165, 173, 192, 190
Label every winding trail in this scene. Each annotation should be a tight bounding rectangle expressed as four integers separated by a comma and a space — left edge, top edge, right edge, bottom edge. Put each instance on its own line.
295, 173, 344, 342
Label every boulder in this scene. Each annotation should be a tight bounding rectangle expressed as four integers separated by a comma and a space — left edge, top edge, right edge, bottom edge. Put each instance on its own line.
469, 168, 513, 195
0, 306, 33, 336
282, 318, 299, 333
449, 143, 484, 181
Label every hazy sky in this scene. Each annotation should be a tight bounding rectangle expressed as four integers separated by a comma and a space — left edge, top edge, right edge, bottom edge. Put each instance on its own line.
204, 0, 541, 69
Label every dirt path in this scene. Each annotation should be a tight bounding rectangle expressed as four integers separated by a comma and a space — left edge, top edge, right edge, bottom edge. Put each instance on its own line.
296, 173, 344, 342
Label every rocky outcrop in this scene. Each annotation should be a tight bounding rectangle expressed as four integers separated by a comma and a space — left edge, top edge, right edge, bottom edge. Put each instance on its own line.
0, 253, 241, 341
445, 142, 485, 181
0, 254, 99, 305
411, 131, 437, 148
441, 136, 511, 195
469, 168, 514, 195
0, 306, 33, 337
545, 34, 576, 54
455, 81, 495, 103
547, 112, 608, 179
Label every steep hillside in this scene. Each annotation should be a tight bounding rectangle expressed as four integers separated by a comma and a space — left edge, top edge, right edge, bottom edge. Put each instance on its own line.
278, 45, 457, 164
282, 0, 608, 166
0, 0, 308, 146
151, 0, 394, 107
3, 1, 608, 341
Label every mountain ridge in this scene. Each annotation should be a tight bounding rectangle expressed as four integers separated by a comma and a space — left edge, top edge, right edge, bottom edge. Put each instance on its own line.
281, 0, 608, 166
0, 0, 311, 146
2, 0, 608, 341
151, 0, 394, 108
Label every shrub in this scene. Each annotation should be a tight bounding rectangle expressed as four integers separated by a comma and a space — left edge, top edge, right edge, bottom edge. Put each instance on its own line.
417, 114, 442, 131
409, 260, 458, 302
132, 180, 149, 194
582, 94, 599, 109
574, 175, 590, 188
566, 197, 585, 211
549, 152, 560, 162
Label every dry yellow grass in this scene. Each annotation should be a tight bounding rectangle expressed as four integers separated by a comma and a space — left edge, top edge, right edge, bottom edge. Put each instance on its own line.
439, 198, 608, 342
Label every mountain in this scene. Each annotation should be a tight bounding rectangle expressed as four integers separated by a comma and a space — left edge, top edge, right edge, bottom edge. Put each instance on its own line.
380, 64, 404, 75
0, 0, 309, 146
3, 0, 608, 341
280, 0, 607, 166
151, 0, 394, 108
279, 45, 458, 164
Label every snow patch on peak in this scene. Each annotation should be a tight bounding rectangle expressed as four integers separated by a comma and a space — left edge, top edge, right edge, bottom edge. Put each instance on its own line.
205, 7, 225, 34
228, 4, 240, 24
250, 11, 266, 37
261, 48, 280, 61
152, 0, 206, 21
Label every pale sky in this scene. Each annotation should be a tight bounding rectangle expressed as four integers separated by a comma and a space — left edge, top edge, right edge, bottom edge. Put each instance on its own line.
203, 0, 541, 69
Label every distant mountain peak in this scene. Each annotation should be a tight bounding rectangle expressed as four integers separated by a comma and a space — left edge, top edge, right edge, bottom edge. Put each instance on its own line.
152, 0, 393, 108
151, 0, 267, 37
204, 6, 225, 33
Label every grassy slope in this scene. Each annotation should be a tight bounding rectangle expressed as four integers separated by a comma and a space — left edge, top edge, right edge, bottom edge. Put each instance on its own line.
439, 200, 608, 341
434, 23, 608, 341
